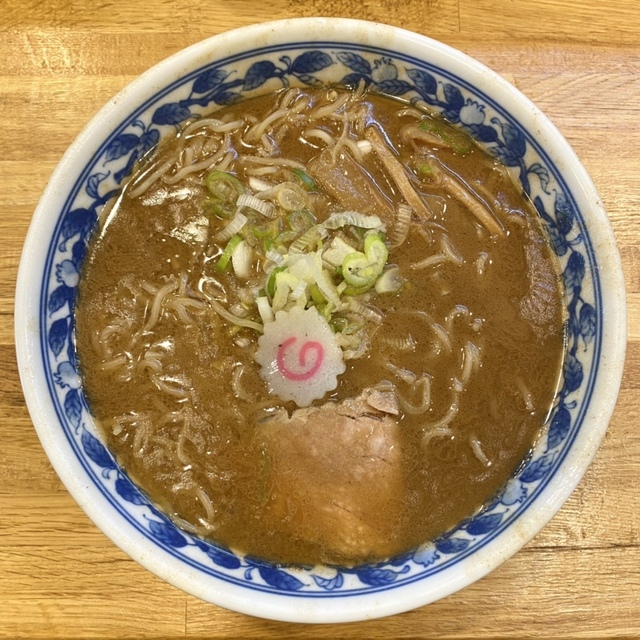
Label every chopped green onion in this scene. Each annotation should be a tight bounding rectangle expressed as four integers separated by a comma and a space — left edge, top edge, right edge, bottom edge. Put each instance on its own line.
418, 119, 472, 155
324, 211, 383, 230
289, 224, 328, 254
342, 318, 365, 334
203, 197, 234, 219
291, 168, 318, 192
342, 281, 375, 296
231, 239, 253, 280
214, 211, 247, 243
247, 218, 281, 250
288, 209, 315, 234
237, 192, 276, 218
215, 235, 243, 272
275, 183, 308, 212
265, 247, 285, 265
207, 171, 245, 200
330, 316, 350, 332
415, 162, 438, 180
272, 271, 302, 312
248, 176, 274, 193
309, 283, 326, 305
341, 233, 389, 290
289, 280, 308, 303
274, 229, 299, 246
256, 296, 274, 324
205, 171, 246, 218
375, 265, 406, 294
391, 203, 413, 247
323, 236, 358, 268
314, 267, 342, 308
266, 266, 287, 299
248, 223, 272, 239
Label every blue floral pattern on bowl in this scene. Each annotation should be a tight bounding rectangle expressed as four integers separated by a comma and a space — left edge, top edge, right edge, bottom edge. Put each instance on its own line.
40, 42, 600, 595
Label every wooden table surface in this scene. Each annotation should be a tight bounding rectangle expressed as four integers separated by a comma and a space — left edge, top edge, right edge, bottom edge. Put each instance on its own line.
2, 0, 639, 637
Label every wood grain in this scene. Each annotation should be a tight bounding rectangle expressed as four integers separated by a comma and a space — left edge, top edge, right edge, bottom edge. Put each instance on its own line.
1, 0, 638, 637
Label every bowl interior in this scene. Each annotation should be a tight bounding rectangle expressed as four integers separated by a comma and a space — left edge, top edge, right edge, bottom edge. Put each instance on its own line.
15, 18, 626, 623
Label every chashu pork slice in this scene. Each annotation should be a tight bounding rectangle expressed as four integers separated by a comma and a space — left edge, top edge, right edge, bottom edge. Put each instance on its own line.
254, 393, 406, 565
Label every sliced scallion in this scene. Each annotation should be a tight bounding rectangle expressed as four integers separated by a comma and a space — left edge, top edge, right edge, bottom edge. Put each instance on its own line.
214, 211, 247, 243
275, 183, 308, 212
374, 265, 405, 294
236, 192, 276, 218
215, 235, 243, 272
205, 171, 246, 218
418, 119, 472, 155
256, 296, 274, 324
288, 209, 315, 234
309, 283, 326, 306
323, 211, 383, 230
266, 266, 287, 299
291, 168, 318, 192
341, 233, 389, 290
231, 239, 253, 280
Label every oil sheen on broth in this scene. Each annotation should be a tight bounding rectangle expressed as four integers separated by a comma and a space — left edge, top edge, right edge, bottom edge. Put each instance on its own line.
75, 87, 565, 566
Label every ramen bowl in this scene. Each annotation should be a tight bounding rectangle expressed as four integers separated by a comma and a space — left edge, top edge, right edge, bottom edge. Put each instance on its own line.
15, 18, 626, 623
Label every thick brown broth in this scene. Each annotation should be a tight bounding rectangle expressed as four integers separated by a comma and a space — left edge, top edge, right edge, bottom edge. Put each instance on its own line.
75, 88, 565, 566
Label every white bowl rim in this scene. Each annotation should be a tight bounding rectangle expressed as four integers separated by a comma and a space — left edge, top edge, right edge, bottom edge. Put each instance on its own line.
15, 17, 627, 623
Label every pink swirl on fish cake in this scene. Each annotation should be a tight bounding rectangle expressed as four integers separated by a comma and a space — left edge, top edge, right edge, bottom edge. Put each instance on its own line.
276, 336, 324, 381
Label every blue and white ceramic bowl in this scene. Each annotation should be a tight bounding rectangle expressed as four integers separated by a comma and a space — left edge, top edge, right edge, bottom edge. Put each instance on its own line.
15, 18, 626, 623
